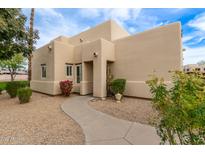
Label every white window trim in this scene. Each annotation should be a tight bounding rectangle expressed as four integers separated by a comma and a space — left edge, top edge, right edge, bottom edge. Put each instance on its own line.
66, 64, 73, 77
41, 65, 47, 79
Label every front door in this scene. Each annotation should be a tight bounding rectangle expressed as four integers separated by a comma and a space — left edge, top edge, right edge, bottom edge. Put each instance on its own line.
76, 64, 82, 84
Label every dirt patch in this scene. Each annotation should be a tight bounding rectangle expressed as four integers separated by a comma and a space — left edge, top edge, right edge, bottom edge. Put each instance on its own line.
0, 74, 28, 81
88, 97, 157, 125
0, 92, 85, 144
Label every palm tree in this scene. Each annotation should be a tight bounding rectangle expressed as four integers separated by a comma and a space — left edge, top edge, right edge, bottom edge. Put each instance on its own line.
28, 8, 35, 85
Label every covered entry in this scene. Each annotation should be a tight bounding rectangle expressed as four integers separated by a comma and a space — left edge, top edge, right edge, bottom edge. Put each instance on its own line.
79, 39, 115, 98
80, 61, 93, 95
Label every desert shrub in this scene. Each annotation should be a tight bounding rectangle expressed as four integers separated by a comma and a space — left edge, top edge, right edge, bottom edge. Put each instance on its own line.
0, 82, 7, 94
6, 81, 29, 98
17, 87, 32, 104
146, 71, 205, 145
110, 79, 126, 94
59, 80, 73, 96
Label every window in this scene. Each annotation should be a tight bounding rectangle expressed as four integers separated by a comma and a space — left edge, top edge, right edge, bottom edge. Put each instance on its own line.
187, 68, 189, 71
66, 64, 72, 76
41, 64, 46, 78
76, 64, 82, 83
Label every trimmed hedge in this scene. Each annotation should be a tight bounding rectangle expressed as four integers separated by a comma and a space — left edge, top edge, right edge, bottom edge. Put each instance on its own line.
110, 79, 126, 94
17, 87, 32, 104
6, 81, 29, 98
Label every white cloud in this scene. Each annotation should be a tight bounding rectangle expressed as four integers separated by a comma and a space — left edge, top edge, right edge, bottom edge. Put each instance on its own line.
78, 9, 101, 18
188, 12, 205, 31
78, 8, 142, 27
36, 8, 63, 18
79, 8, 141, 21
127, 14, 161, 34
107, 9, 132, 21
183, 45, 205, 65
128, 27, 136, 33
34, 9, 87, 47
182, 35, 193, 43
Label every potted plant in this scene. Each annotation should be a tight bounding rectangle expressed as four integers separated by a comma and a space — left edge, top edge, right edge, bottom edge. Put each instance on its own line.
110, 79, 126, 103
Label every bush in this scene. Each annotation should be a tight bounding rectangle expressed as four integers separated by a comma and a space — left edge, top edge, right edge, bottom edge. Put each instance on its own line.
146, 71, 205, 145
17, 87, 32, 104
110, 79, 126, 94
0, 82, 8, 94
59, 80, 73, 96
6, 81, 29, 98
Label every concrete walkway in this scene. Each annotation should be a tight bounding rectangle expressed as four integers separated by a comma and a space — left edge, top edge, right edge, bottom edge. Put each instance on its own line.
61, 95, 160, 145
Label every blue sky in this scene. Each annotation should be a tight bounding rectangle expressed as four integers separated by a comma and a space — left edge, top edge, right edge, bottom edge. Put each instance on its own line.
22, 8, 205, 65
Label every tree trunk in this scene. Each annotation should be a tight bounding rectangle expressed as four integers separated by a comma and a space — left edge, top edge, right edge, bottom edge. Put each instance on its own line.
10, 73, 14, 81
8, 68, 14, 81
28, 8, 35, 86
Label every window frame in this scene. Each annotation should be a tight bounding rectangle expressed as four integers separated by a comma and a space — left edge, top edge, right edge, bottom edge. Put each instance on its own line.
76, 64, 82, 84
41, 64, 47, 79
66, 64, 73, 77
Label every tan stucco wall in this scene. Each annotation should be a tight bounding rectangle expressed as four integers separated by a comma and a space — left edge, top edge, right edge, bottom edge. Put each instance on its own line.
31, 20, 182, 98
79, 39, 114, 97
69, 21, 112, 46
111, 22, 182, 98
31, 42, 55, 95
53, 40, 75, 94
69, 20, 130, 46
110, 20, 130, 40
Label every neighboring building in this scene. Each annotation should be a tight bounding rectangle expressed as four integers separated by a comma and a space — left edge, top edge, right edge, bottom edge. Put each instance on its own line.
31, 20, 182, 98
184, 64, 205, 74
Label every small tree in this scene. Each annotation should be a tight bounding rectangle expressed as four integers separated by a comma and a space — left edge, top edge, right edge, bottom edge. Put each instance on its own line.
146, 71, 205, 145
0, 53, 25, 81
197, 60, 205, 66
0, 9, 28, 60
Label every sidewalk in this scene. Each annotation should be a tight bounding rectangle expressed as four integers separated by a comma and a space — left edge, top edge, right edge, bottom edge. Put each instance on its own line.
61, 95, 160, 145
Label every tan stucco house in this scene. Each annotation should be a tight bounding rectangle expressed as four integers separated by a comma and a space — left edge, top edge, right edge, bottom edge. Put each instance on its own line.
31, 20, 182, 98
184, 64, 205, 74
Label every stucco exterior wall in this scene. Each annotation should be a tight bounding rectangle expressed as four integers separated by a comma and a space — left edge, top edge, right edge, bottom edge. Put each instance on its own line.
111, 22, 182, 98
69, 21, 112, 46
31, 20, 182, 98
110, 20, 130, 41
53, 40, 74, 94
31, 42, 55, 95
79, 39, 115, 97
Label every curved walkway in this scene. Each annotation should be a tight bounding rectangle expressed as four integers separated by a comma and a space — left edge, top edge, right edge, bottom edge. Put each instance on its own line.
61, 95, 160, 145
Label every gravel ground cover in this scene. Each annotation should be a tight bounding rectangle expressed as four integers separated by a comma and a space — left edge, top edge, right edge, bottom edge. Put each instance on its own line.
88, 97, 157, 125
0, 92, 85, 145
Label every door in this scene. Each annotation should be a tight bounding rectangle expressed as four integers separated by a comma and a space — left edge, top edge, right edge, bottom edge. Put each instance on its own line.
76, 64, 82, 84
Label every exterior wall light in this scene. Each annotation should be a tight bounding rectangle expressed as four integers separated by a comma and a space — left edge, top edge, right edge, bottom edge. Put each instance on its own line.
93, 52, 98, 57
80, 38, 84, 43
48, 45, 52, 51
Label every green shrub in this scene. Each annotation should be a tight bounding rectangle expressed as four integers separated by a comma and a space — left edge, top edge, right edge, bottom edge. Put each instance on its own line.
0, 82, 8, 94
110, 79, 126, 94
146, 71, 205, 145
17, 87, 32, 104
6, 81, 29, 98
